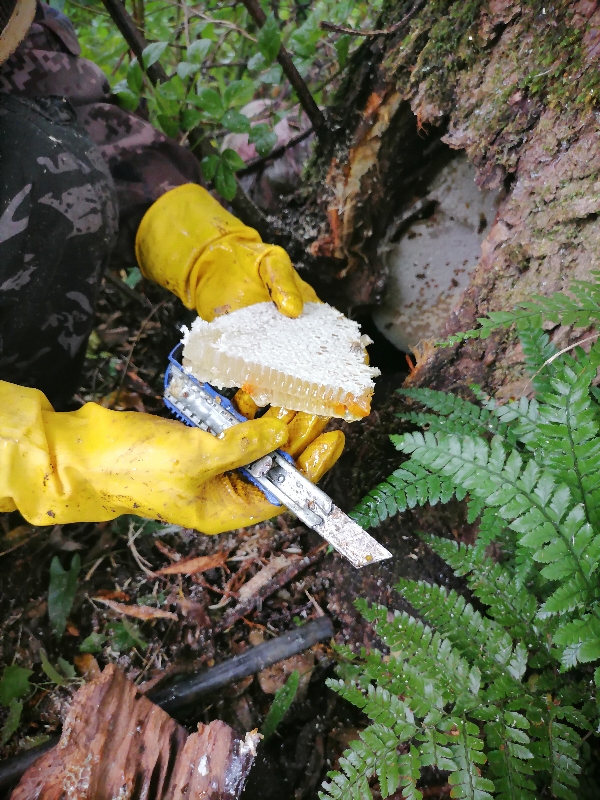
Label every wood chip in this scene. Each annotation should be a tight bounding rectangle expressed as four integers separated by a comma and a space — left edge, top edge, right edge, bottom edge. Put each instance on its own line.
93, 597, 178, 621
237, 555, 297, 602
156, 551, 229, 576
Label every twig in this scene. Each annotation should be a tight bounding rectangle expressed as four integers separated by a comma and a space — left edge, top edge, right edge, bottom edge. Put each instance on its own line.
237, 126, 314, 176
217, 543, 328, 632
239, 0, 328, 138
111, 299, 167, 409
104, 270, 152, 308
320, 0, 426, 37
100, 0, 168, 84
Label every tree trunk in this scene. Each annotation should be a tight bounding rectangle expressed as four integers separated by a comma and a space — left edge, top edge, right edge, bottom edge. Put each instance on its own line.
295, 0, 600, 396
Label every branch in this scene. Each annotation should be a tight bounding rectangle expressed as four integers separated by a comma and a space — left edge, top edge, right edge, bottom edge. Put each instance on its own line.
320, 0, 426, 38
239, 0, 328, 139
237, 126, 314, 176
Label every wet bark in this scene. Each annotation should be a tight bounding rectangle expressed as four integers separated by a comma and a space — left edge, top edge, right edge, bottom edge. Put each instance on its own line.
11, 665, 257, 800
296, 0, 600, 396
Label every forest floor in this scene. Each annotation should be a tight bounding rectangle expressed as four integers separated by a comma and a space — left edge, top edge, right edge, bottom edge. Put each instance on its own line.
0, 269, 463, 799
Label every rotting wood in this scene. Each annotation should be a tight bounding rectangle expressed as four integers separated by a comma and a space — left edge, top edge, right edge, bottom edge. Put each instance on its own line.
11, 664, 258, 800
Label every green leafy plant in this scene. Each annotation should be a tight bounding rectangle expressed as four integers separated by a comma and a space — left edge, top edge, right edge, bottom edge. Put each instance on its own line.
0, 665, 33, 747
261, 670, 300, 741
323, 302, 600, 797
64, 0, 384, 202
48, 553, 81, 638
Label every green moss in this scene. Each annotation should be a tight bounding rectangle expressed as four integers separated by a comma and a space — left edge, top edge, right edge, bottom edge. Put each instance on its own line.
381, 0, 600, 126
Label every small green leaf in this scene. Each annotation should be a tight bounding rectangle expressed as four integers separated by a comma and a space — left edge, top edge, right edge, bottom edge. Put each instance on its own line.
107, 620, 146, 652
214, 161, 237, 201
156, 115, 179, 138
156, 75, 186, 101
249, 124, 278, 157
0, 666, 33, 707
57, 658, 76, 680
223, 79, 254, 108
123, 267, 142, 288
187, 38, 212, 64
221, 148, 246, 171
48, 553, 80, 639
200, 154, 220, 182
335, 35, 350, 68
177, 61, 200, 80
221, 109, 251, 134
261, 670, 300, 740
40, 650, 66, 686
247, 52, 266, 72
126, 58, 143, 94
141, 41, 168, 68
194, 87, 224, 119
0, 699, 23, 747
259, 64, 283, 85
257, 14, 281, 65
79, 632, 107, 654
112, 82, 139, 113
181, 107, 203, 131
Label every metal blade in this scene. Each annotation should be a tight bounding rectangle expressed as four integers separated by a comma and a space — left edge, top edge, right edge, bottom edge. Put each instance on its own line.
313, 505, 393, 569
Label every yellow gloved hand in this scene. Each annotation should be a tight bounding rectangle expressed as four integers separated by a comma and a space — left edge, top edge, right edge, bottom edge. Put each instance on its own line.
196, 390, 345, 533
0, 381, 343, 534
135, 183, 318, 321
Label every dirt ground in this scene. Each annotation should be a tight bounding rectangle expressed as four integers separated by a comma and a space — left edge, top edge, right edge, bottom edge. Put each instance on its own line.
0, 271, 462, 799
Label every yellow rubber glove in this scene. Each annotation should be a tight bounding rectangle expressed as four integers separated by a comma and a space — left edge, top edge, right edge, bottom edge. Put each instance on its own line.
135, 184, 318, 321
0, 381, 343, 534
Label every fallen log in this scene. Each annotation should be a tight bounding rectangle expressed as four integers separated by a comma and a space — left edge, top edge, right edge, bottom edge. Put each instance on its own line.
0, 617, 333, 792
11, 664, 258, 800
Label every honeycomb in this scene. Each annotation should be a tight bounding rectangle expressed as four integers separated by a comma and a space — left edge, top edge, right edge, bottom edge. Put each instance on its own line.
181, 302, 380, 421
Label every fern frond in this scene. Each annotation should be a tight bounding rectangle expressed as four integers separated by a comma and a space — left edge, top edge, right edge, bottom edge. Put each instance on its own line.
351, 461, 456, 530
396, 745, 422, 800
478, 393, 540, 448
441, 275, 600, 347
419, 535, 539, 642
529, 713, 582, 800
516, 319, 558, 394
533, 359, 600, 528
443, 717, 495, 800
398, 388, 502, 436
393, 430, 599, 614
485, 712, 536, 800
552, 612, 600, 669
396, 580, 527, 697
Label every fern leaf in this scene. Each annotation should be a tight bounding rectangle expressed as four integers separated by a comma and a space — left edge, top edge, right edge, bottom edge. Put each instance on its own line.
351, 461, 455, 529
553, 613, 600, 668
516, 319, 558, 394
440, 278, 600, 347
398, 388, 502, 436
480, 394, 540, 448
319, 724, 404, 800
417, 727, 458, 772
393, 430, 598, 613
485, 712, 536, 800
534, 358, 600, 528
443, 717, 495, 800
396, 745, 422, 800
396, 580, 527, 695
419, 535, 539, 642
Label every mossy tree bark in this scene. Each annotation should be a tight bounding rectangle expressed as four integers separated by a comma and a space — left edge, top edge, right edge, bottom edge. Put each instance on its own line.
297, 0, 600, 398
